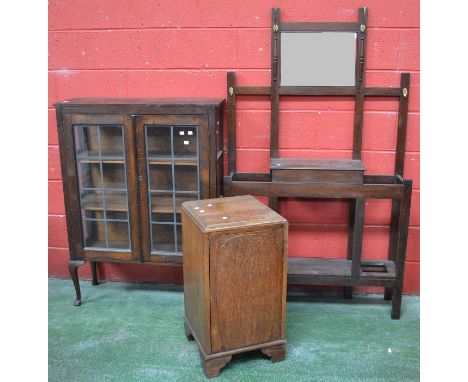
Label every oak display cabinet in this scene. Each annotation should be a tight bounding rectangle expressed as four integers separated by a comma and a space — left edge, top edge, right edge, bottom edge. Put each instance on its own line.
55, 98, 224, 306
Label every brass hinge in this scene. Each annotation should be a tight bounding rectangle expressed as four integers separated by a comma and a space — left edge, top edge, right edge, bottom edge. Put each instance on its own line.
228, 87, 234, 96
402, 87, 408, 98
273, 24, 279, 32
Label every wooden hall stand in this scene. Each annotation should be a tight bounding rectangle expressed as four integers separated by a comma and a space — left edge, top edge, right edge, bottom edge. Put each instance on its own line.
223, 7, 413, 319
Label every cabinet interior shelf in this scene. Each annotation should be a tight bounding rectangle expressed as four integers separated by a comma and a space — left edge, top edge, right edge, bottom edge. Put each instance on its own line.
149, 190, 198, 195
77, 150, 125, 163
78, 158, 125, 164
148, 158, 198, 166
81, 193, 128, 211
147, 152, 197, 159
151, 249, 182, 256
84, 240, 130, 252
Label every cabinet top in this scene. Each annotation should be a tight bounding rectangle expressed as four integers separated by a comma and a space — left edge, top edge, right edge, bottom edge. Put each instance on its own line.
54, 98, 224, 108
182, 195, 287, 233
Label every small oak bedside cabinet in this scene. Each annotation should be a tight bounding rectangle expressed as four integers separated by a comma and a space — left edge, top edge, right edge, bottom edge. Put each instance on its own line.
181, 195, 288, 377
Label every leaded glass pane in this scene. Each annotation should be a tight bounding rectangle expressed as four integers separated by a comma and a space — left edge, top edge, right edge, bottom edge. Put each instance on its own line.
74, 125, 131, 251
145, 125, 200, 254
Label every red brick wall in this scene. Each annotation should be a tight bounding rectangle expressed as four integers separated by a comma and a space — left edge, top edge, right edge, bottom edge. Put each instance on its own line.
48, 0, 420, 293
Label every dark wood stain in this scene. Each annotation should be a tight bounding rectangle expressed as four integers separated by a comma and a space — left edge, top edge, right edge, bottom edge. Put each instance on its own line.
224, 7, 413, 319
280, 22, 359, 32
55, 99, 223, 306
182, 196, 288, 377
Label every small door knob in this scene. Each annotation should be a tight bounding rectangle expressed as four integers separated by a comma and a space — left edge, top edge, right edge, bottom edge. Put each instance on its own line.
138, 175, 143, 181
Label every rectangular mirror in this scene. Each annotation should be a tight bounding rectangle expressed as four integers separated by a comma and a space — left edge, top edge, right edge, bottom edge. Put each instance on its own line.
281, 32, 357, 86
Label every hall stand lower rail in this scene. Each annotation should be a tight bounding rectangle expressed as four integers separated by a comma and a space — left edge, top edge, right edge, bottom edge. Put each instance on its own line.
224, 7, 413, 319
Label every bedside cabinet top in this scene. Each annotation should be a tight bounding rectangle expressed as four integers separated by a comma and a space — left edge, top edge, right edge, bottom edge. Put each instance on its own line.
182, 195, 287, 233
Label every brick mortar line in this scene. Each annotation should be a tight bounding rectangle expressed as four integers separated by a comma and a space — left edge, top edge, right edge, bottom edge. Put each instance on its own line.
48, 108, 421, 115
236, 109, 421, 111
48, 143, 420, 155
47, 213, 420, 227
234, 147, 420, 154
288, 222, 419, 228
47, 224, 420, 231
49, 108, 421, 114
49, 26, 421, 33
234, 110, 418, 114
48, 67, 420, 72
47, 107, 421, 114
46, 245, 421, 265
233, 109, 420, 112
48, 110, 421, 115
47, 68, 420, 73
48, 180, 421, 192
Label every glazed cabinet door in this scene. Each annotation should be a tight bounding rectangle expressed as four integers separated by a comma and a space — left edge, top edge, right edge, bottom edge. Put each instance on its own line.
208, 227, 286, 353
135, 115, 209, 263
60, 114, 140, 261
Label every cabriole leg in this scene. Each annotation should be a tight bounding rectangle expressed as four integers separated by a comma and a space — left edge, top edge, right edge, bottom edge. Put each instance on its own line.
68, 260, 86, 306
90, 261, 99, 286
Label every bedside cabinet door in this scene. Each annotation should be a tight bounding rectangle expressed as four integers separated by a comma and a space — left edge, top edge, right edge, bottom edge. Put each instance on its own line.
209, 227, 285, 353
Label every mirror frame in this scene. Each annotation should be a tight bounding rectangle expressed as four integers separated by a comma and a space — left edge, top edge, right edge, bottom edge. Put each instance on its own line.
269, 7, 368, 158
272, 8, 368, 91
226, 6, 410, 181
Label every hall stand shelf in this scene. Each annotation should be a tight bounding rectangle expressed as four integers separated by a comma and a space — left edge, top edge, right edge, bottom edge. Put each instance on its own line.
223, 7, 413, 319
55, 99, 224, 306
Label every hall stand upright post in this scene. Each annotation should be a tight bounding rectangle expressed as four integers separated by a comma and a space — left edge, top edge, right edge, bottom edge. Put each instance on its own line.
345, 7, 368, 300
223, 7, 413, 319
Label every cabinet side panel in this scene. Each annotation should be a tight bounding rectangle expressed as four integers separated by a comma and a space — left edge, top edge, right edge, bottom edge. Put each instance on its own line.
281, 223, 288, 338
209, 226, 285, 353
198, 115, 210, 199
57, 113, 85, 259
182, 211, 211, 353
216, 159, 224, 197
208, 108, 216, 198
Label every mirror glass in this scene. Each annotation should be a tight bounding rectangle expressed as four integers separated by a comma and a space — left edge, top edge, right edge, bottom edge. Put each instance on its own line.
281, 32, 357, 86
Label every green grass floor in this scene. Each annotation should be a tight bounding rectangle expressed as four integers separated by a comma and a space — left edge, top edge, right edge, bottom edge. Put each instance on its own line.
49, 278, 419, 381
